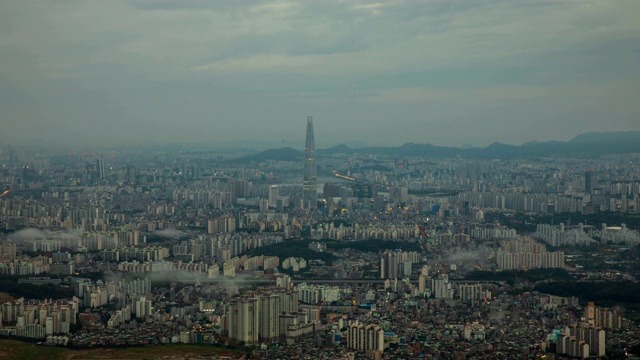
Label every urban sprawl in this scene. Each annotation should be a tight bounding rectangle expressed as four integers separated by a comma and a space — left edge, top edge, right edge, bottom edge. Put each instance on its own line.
0, 121, 639, 359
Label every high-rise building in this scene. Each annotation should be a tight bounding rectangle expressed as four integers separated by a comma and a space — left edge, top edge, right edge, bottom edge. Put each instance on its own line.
431, 274, 453, 299
126, 164, 136, 185
347, 321, 384, 355
227, 297, 260, 345
459, 284, 489, 305
224, 288, 306, 345
323, 182, 338, 201
380, 250, 420, 279
418, 274, 427, 294
585, 170, 594, 194
269, 185, 279, 208
96, 159, 105, 180
303, 115, 317, 209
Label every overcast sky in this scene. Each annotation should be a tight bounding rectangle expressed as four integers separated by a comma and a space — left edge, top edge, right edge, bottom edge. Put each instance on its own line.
1, 0, 638, 149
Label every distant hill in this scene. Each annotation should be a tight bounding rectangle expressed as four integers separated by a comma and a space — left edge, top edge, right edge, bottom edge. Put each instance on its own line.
357, 131, 640, 159
317, 144, 354, 155
228, 147, 302, 163
230, 131, 640, 161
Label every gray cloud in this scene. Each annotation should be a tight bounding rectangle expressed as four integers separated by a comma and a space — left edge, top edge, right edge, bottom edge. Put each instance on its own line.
3, 228, 85, 244
1, 0, 638, 147
106, 270, 265, 296
6, 228, 48, 242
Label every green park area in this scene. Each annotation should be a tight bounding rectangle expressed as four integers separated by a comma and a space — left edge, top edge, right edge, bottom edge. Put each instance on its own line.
242, 238, 423, 264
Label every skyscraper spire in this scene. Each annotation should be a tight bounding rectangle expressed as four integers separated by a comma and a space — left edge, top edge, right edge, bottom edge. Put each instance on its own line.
303, 115, 317, 209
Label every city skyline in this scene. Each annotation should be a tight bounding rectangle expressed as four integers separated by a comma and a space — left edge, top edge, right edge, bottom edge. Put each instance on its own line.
1, 104, 640, 357
1, 0, 639, 351
1, 127, 638, 153
1, 1, 639, 148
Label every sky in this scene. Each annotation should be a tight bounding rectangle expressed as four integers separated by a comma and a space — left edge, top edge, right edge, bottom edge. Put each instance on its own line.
1, 0, 639, 149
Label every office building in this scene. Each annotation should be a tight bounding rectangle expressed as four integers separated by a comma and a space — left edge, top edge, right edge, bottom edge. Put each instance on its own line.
268, 185, 279, 208
303, 115, 317, 209
96, 159, 105, 180
584, 170, 594, 194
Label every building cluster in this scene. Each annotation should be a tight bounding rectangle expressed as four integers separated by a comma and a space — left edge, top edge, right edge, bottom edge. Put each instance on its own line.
458, 191, 588, 214
587, 223, 640, 246
547, 302, 624, 360
537, 220, 640, 249
536, 223, 596, 247
308, 241, 327, 252
0, 298, 78, 339
553, 323, 606, 358
1, 122, 640, 359
430, 274, 454, 300
346, 320, 384, 358
171, 233, 283, 263
222, 285, 317, 345
496, 237, 565, 270
0, 252, 52, 275
297, 283, 346, 304
74, 277, 151, 309
469, 226, 517, 239
380, 250, 421, 279
281, 257, 307, 272
100, 245, 170, 262
312, 222, 420, 241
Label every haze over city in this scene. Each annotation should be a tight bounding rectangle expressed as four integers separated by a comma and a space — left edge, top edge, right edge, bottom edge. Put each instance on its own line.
3, 2, 640, 359
1, 0, 639, 148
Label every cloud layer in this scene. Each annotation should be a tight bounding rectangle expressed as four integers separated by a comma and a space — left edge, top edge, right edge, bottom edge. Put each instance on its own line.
1, 0, 638, 147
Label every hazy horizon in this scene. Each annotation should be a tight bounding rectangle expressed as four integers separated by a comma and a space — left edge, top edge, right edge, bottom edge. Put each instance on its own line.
1, 1, 639, 148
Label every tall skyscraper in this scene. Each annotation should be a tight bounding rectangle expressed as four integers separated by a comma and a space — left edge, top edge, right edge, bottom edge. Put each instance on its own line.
303, 115, 317, 209
584, 170, 594, 194
96, 159, 105, 180
268, 185, 279, 208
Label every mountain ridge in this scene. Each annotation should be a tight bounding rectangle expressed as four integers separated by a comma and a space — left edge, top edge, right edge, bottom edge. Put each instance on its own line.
231, 131, 640, 161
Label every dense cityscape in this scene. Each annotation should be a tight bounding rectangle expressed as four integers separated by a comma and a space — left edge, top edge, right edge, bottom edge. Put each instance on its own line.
0, 118, 639, 359
2, 2, 640, 359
